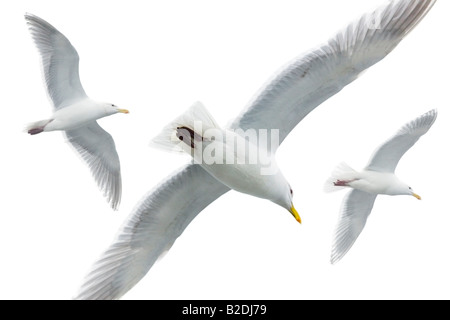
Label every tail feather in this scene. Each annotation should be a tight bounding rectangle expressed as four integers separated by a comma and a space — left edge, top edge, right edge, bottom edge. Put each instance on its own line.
324, 162, 358, 193
150, 101, 221, 153
24, 119, 53, 135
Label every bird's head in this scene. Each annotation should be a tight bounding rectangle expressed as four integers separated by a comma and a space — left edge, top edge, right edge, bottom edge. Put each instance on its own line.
274, 183, 301, 224
104, 103, 129, 116
390, 180, 421, 200
407, 185, 421, 200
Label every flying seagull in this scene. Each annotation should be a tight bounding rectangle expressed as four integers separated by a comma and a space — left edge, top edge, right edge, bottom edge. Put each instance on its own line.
326, 109, 437, 264
25, 13, 129, 210
75, 0, 436, 299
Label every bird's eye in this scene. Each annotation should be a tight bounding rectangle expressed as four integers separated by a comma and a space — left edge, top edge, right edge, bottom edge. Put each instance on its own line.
290, 187, 293, 196
409, 187, 412, 190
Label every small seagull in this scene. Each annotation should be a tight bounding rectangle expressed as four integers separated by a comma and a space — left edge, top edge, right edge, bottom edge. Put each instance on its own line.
25, 13, 129, 210
325, 109, 437, 264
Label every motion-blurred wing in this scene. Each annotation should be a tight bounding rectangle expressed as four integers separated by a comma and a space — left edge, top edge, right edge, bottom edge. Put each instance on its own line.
231, 0, 436, 152
75, 164, 229, 299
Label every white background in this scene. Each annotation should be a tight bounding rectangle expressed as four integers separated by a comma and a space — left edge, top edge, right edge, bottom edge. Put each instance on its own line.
1, 0, 449, 300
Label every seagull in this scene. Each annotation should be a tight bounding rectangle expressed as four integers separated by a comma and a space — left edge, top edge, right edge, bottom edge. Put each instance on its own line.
326, 109, 437, 265
151, 101, 301, 223
25, 13, 129, 210
75, 0, 436, 299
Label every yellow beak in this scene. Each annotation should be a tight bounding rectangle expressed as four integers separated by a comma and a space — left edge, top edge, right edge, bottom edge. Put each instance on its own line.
118, 109, 129, 114
290, 205, 301, 224
413, 193, 421, 200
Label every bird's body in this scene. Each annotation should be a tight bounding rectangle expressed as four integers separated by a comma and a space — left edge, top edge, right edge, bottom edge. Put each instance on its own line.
327, 109, 437, 264
152, 102, 299, 220
201, 152, 286, 204
198, 130, 280, 198
349, 171, 410, 195
28, 99, 126, 133
195, 132, 292, 207
25, 13, 128, 209
75, 0, 437, 299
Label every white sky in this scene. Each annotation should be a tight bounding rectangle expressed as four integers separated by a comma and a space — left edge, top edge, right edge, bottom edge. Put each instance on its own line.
1, 0, 449, 300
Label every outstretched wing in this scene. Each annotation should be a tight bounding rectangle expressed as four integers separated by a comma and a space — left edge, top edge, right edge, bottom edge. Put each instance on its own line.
75, 164, 229, 300
65, 122, 122, 210
231, 0, 436, 152
331, 189, 377, 265
25, 13, 87, 109
365, 109, 437, 173
76, 0, 436, 299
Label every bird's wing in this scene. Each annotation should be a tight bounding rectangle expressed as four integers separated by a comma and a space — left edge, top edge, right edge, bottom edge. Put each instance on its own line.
76, 0, 436, 299
75, 164, 229, 300
25, 13, 87, 110
230, 0, 436, 152
65, 122, 122, 210
331, 189, 377, 264
365, 109, 437, 173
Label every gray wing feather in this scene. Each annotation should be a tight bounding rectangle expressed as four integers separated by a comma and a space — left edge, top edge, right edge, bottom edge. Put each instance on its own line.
65, 122, 122, 210
331, 190, 377, 264
76, 0, 436, 299
25, 13, 87, 109
230, 0, 436, 151
75, 164, 229, 300
365, 109, 437, 172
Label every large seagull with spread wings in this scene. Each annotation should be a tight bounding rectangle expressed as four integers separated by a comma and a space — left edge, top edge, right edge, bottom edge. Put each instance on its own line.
75, 0, 437, 299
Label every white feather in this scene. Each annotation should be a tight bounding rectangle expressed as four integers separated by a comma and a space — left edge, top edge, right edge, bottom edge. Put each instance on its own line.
324, 162, 359, 193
